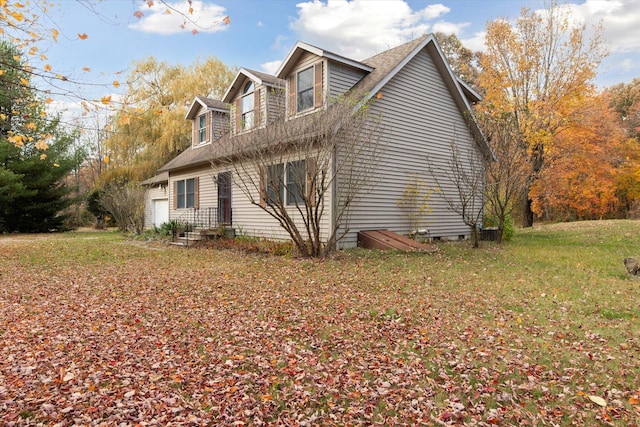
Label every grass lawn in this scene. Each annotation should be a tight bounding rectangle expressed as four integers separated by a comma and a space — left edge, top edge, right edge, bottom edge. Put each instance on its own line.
1, 220, 638, 425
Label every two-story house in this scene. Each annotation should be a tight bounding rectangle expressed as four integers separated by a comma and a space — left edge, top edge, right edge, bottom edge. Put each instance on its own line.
143, 34, 491, 250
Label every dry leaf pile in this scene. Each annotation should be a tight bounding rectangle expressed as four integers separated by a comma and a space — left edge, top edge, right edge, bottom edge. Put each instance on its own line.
0, 231, 638, 425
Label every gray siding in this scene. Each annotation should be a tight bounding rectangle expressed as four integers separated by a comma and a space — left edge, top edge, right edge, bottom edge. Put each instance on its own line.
267, 87, 285, 123
327, 62, 366, 99
337, 48, 483, 249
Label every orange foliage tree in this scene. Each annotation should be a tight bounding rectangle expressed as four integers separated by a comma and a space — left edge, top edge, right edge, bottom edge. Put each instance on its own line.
529, 92, 639, 220
478, 2, 606, 226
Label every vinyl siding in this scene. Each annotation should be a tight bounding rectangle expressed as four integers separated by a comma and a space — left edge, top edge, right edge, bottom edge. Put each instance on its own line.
222, 153, 331, 243
167, 158, 331, 243
327, 62, 367, 99
337, 48, 483, 249
267, 87, 285, 123
168, 166, 216, 219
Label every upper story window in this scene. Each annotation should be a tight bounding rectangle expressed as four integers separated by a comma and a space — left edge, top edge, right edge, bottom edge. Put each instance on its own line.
241, 81, 255, 130
296, 67, 314, 112
197, 114, 207, 144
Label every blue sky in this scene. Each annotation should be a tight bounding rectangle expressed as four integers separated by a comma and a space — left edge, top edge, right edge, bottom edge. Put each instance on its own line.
36, 0, 640, 115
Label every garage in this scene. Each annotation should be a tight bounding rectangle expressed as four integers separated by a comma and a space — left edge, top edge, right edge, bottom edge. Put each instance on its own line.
152, 199, 169, 227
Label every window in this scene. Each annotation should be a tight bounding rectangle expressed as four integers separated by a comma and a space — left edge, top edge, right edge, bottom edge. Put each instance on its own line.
266, 163, 284, 205
197, 114, 207, 144
241, 81, 255, 130
296, 67, 314, 112
286, 160, 306, 205
263, 160, 307, 206
176, 178, 196, 209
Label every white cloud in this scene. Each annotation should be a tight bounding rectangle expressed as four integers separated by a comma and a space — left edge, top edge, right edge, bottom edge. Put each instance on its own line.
290, 0, 465, 59
129, 1, 229, 35
422, 4, 450, 20
460, 31, 486, 53
261, 60, 282, 75
620, 58, 635, 72
543, 1, 640, 54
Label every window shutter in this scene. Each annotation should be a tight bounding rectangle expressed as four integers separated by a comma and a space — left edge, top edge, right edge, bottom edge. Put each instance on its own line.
254, 88, 261, 128
235, 98, 242, 134
206, 112, 211, 142
306, 158, 317, 207
259, 166, 266, 208
314, 62, 323, 108
173, 181, 177, 209
194, 177, 200, 210
288, 76, 296, 116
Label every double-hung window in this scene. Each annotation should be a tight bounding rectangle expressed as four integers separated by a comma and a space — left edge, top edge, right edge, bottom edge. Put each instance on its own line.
197, 114, 207, 144
176, 178, 196, 209
264, 161, 307, 206
266, 164, 284, 205
286, 160, 306, 205
241, 81, 255, 130
296, 67, 314, 113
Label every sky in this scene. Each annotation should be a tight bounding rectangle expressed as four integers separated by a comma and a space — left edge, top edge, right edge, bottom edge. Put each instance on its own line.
33, 0, 640, 117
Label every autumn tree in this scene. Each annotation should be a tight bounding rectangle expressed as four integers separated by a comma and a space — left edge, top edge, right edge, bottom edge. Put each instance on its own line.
99, 56, 235, 184
529, 93, 619, 220
222, 95, 384, 257
608, 78, 640, 140
397, 173, 433, 240
478, 2, 606, 227
480, 111, 528, 243
434, 32, 481, 88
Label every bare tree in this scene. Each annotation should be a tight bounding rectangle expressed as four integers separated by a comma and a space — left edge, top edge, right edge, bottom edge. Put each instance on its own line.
481, 112, 529, 243
397, 172, 434, 240
428, 136, 486, 248
220, 94, 384, 257
99, 182, 145, 234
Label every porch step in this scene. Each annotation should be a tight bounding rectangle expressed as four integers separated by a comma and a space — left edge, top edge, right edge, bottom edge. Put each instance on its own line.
357, 230, 436, 252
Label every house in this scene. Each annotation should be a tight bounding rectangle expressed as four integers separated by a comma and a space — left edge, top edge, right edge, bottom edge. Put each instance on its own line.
144, 34, 491, 249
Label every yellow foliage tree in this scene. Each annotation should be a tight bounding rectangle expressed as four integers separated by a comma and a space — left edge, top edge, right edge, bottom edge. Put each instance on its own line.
99, 56, 236, 184
478, 1, 607, 226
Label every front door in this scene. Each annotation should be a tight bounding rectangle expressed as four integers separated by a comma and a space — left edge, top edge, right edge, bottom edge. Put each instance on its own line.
217, 172, 232, 225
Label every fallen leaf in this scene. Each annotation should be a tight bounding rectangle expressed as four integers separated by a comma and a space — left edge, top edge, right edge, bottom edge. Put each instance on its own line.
588, 395, 607, 407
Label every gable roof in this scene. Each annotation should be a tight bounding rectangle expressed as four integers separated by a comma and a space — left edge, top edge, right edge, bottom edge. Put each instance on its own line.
158, 35, 491, 174
222, 68, 285, 103
276, 41, 374, 78
140, 171, 169, 186
185, 96, 229, 120
351, 34, 491, 159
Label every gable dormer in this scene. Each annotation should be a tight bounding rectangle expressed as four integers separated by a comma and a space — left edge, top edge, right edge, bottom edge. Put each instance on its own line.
276, 42, 373, 119
185, 97, 229, 148
223, 69, 285, 136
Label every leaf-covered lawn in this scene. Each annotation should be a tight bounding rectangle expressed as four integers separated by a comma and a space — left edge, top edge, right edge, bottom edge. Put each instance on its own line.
1, 221, 639, 426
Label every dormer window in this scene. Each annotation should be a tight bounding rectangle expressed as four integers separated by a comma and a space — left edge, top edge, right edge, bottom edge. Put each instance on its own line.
296, 67, 314, 112
197, 114, 207, 144
241, 81, 255, 130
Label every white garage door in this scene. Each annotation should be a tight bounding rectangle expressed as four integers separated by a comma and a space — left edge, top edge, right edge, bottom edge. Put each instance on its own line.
152, 199, 169, 227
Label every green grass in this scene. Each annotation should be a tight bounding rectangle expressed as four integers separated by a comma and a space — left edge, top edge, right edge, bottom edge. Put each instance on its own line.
0, 220, 638, 425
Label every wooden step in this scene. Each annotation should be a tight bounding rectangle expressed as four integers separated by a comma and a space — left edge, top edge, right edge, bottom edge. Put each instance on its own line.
358, 230, 436, 252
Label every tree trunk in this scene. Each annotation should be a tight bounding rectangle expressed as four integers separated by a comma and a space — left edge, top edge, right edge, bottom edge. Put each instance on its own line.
522, 195, 534, 228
